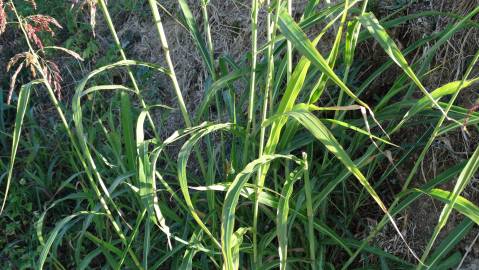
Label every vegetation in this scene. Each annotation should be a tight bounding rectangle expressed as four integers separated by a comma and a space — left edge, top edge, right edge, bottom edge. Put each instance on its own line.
1, 0, 479, 269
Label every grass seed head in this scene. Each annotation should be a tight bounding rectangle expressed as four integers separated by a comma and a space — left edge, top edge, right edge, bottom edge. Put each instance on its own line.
43, 60, 63, 100
6, 52, 45, 104
24, 15, 62, 48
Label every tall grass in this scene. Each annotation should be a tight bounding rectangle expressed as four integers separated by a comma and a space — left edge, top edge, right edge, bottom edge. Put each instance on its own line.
2, 0, 479, 269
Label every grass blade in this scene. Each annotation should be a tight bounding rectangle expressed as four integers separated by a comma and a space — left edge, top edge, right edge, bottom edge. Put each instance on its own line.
177, 0, 215, 77
359, 13, 454, 123
277, 167, 304, 270
284, 109, 423, 263
394, 78, 479, 132
37, 211, 103, 269
222, 154, 302, 270
136, 111, 172, 248
120, 91, 137, 174
278, 10, 369, 110
1, 80, 41, 213
178, 123, 232, 247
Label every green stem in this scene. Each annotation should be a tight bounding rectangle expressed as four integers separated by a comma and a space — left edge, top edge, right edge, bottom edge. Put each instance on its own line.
286, 0, 293, 81
303, 152, 316, 269
253, 0, 282, 265
148, 0, 208, 181
97, 0, 160, 140
147, 0, 191, 127
243, 0, 259, 166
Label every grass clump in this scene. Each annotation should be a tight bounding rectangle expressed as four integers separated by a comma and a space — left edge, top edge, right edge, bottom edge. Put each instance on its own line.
1, 0, 479, 269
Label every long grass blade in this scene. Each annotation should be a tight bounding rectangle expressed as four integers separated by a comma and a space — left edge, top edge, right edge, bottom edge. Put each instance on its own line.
277, 167, 303, 270
1, 80, 41, 213
221, 154, 302, 270
178, 123, 232, 247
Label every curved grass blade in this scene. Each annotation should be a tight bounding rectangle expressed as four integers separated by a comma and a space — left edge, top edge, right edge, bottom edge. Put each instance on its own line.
278, 10, 387, 140
194, 68, 247, 122
222, 154, 302, 270
284, 109, 423, 263
394, 78, 479, 132
81, 85, 136, 97
278, 11, 370, 110
1, 80, 42, 213
72, 59, 169, 208
178, 0, 215, 77
277, 167, 304, 270
178, 123, 233, 248
37, 211, 103, 270
359, 13, 455, 124
137, 111, 172, 248
72, 59, 168, 266
320, 118, 397, 147
429, 189, 479, 225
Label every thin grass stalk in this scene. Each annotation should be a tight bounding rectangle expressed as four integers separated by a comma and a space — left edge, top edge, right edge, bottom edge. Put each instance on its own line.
97, 0, 160, 140
148, 0, 208, 183
286, 0, 293, 81
242, 0, 260, 166
253, 0, 282, 265
315, 0, 350, 198
302, 152, 316, 269
8, 3, 142, 268
200, 0, 226, 197
334, 0, 367, 121
147, 0, 191, 127
200, 0, 215, 75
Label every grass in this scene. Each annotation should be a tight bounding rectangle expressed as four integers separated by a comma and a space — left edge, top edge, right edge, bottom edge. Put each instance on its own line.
1, 0, 479, 269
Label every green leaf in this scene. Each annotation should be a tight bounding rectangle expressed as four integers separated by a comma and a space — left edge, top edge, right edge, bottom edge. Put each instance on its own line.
1, 80, 41, 213
136, 111, 172, 247
121, 91, 137, 174
425, 188, 479, 225
178, 0, 215, 76
427, 219, 474, 268
396, 78, 479, 130
37, 212, 103, 270
278, 10, 370, 109
420, 143, 479, 264
231, 227, 249, 270
178, 123, 232, 247
277, 167, 303, 270
359, 13, 451, 121
221, 154, 302, 270
194, 68, 247, 121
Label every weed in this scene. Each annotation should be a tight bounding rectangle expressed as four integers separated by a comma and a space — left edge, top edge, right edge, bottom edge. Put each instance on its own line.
1, 0, 479, 269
